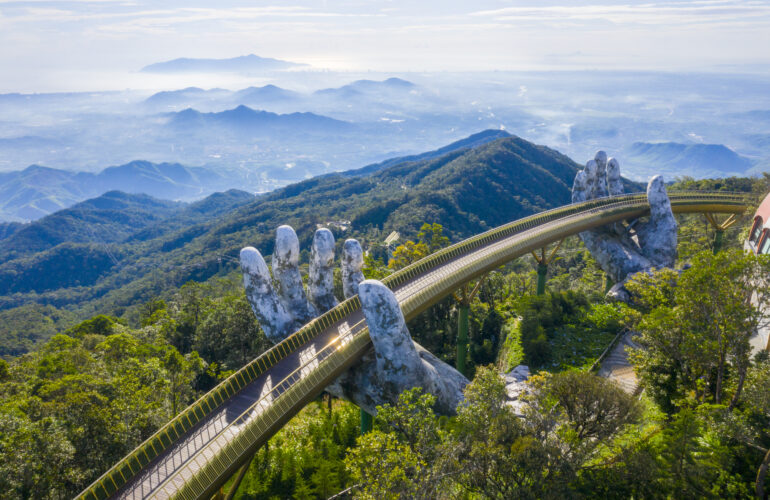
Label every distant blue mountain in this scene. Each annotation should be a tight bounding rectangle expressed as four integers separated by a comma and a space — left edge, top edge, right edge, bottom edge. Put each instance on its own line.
141, 54, 305, 73
233, 84, 300, 103
166, 105, 352, 132
626, 142, 754, 178
314, 78, 416, 99
143, 87, 231, 108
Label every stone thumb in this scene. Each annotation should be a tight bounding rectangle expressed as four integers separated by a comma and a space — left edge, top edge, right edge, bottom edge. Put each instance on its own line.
358, 280, 424, 387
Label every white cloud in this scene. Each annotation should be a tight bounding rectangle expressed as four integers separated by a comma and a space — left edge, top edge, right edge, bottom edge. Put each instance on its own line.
0, 0, 769, 91
470, 1, 770, 26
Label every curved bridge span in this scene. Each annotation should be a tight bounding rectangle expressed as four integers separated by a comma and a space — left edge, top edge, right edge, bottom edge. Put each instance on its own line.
78, 191, 749, 500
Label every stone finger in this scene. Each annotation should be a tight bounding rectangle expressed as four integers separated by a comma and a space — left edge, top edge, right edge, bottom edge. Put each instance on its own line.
308, 228, 338, 313
584, 159, 599, 201
607, 157, 624, 196
572, 170, 588, 203
594, 151, 608, 198
638, 175, 677, 269
341, 239, 365, 299
273, 225, 317, 322
240, 247, 295, 342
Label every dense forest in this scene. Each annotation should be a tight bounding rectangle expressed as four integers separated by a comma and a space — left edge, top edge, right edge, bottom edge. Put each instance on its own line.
2, 171, 770, 498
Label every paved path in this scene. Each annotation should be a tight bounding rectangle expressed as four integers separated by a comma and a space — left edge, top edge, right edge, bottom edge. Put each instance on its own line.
598, 331, 640, 394
600, 324, 770, 397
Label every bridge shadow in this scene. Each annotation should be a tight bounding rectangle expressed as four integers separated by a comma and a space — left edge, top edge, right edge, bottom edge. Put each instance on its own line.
224, 350, 302, 425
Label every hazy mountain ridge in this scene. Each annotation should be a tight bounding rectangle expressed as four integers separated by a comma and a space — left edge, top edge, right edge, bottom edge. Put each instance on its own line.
140, 54, 306, 73
624, 141, 755, 179
0, 160, 235, 222
166, 105, 352, 133
314, 77, 416, 98
2, 72, 769, 182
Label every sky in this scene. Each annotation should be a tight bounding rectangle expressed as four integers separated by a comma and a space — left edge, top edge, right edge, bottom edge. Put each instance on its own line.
1, 0, 769, 92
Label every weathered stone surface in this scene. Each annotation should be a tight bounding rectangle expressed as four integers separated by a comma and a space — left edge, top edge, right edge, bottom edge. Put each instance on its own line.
358, 280, 467, 414
637, 175, 678, 269
239, 246, 296, 342
572, 151, 678, 294
240, 227, 469, 415
607, 157, 623, 196
341, 239, 364, 299
273, 225, 316, 322
308, 228, 338, 313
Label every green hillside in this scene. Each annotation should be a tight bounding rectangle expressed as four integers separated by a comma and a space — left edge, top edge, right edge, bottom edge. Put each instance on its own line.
0, 191, 182, 261
0, 134, 632, 355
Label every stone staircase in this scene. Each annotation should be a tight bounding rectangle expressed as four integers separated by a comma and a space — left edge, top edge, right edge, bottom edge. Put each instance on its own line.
598, 330, 640, 394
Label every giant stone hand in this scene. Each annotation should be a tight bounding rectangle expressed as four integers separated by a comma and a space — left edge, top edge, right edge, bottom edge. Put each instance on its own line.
572, 151, 677, 298
240, 226, 469, 415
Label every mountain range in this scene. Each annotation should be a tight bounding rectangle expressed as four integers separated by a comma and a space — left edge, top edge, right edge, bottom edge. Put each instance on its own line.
140, 54, 306, 73
0, 161, 230, 222
166, 105, 352, 134
0, 129, 510, 222
2, 72, 769, 183
624, 142, 755, 179
0, 132, 611, 356
140, 78, 424, 115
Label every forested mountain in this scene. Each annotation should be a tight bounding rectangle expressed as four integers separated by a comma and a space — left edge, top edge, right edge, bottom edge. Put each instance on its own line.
0, 130, 507, 223
344, 129, 512, 176
0, 222, 23, 240
0, 133, 634, 354
0, 191, 183, 261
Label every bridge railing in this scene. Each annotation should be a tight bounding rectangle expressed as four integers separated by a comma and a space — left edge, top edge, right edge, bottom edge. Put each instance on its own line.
383, 190, 747, 291
77, 295, 363, 500
76, 190, 749, 500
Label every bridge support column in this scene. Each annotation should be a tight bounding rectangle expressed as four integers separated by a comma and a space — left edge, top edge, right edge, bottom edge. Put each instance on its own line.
704, 213, 738, 254
360, 410, 373, 434
531, 240, 563, 296
536, 263, 548, 295
713, 228, 724, 254
456, 304, 469, 376
452, 275, 487, 377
